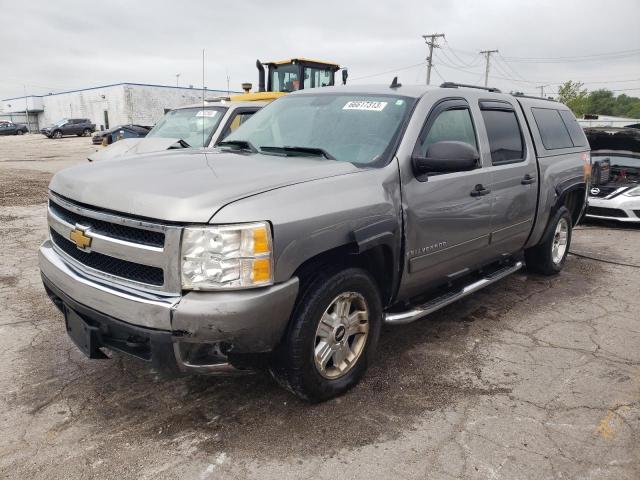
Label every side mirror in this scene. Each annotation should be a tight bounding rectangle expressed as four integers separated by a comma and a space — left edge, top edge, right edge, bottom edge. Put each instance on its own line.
341, 68, 348, 85
412, 141, 479, 175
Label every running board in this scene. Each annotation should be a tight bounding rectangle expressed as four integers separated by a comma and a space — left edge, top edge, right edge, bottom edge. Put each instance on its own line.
384, 261, 523, 325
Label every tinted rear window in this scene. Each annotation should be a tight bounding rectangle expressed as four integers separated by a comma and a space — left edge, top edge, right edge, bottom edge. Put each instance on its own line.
481, 109, 524, 164
532, 108, 573, 150
559, 110, 587, 147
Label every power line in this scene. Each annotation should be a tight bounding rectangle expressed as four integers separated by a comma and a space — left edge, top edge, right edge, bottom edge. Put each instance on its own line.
442, 39, 482, 68
349, 62, 426, 82
502, 48, 640, 61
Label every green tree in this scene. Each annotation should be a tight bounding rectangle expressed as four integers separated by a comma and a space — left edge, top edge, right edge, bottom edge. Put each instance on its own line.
557, 80, 588, 116
584, 89, 616, 116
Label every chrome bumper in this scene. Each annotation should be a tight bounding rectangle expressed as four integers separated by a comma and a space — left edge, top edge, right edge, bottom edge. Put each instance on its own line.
39, 240, 178, 329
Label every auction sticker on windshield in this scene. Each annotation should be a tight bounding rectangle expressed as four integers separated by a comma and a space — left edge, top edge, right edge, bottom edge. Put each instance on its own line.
196, 110, 218, 117
343, 101, 388, 111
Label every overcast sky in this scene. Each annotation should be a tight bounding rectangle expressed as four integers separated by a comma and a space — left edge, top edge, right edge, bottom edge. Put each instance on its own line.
1, 0, 639, 100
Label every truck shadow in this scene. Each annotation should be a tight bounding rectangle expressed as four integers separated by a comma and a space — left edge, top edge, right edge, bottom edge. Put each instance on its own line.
13, 261, 598, 460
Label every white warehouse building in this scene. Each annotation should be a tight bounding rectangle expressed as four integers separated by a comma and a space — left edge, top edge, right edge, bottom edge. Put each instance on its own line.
1, 83, 232, 132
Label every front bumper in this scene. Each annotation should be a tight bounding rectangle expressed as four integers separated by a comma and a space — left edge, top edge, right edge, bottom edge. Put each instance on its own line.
586, 196, 640, 222
39, 240, 299, 371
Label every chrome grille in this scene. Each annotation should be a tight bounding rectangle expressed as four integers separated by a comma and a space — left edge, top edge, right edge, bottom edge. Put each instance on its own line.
50, 229, 164, 285
49, 201, 165, 247
47, 193, 182, 294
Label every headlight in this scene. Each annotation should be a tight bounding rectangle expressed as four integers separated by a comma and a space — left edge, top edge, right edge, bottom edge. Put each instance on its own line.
622, 186, 640, 197
181, 222, 273, 290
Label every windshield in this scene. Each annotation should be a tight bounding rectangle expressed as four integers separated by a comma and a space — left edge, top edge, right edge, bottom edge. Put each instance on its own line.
223, 94, 413, 165
54, 118, 67, 126
146, 107, 225, 147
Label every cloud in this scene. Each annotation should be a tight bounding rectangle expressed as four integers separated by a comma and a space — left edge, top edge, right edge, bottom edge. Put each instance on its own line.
1, 0, 639, 99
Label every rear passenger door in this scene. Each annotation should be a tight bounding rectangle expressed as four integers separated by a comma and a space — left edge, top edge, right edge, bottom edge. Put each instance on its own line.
479, 100, 538, 255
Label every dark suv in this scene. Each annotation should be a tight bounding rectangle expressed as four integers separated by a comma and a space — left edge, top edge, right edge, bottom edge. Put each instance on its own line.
41, 118, 96, 139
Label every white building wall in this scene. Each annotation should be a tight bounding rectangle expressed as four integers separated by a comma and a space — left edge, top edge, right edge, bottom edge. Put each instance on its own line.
123, 85, 213, 126
2, 83, 231, 131
36, 85, 127, 129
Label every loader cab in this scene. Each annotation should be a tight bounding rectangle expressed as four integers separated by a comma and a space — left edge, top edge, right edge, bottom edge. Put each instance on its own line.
265, 58, 342, 93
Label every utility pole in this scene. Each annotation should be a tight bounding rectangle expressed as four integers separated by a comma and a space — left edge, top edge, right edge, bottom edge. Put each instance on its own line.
480, 49, 499, 87
536, 85, 549, 98
422, 33, 445, 85
176, 73, 181, 87
23, 85, 30, 134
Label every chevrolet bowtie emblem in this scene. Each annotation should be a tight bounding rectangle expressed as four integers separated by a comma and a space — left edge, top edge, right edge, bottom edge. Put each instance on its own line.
69, 227, 92, 250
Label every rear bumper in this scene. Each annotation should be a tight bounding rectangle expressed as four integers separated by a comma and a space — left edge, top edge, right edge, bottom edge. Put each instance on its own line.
39, 240, 299, 371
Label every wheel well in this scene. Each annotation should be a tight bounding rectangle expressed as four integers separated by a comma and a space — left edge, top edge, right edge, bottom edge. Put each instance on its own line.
561, 187, 585, 226
292, 243, 396, 306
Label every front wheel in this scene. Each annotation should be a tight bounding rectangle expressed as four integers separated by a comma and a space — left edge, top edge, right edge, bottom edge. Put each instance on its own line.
52, 130, 62, 139
525, 206, 572, 275
270, 267, 382, 402
82, 128, 91, 136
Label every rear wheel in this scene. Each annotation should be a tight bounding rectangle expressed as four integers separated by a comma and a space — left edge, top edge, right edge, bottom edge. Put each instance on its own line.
270, 267, 382, 402
16, 129, 24, 135
525, 206, 572, 275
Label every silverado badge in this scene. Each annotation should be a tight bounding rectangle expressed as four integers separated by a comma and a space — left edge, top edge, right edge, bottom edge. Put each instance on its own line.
69, 227, 92, 250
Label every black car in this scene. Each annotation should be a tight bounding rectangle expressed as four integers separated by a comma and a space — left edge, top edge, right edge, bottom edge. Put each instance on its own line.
41, 118, 96, 139
91, 124, 151, 145
0, 121, 29, 136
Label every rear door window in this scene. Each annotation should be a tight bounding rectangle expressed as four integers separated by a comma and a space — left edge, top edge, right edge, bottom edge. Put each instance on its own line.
481, 109, 524, 164
559, 110, 587, 147
531, 108, 573, 150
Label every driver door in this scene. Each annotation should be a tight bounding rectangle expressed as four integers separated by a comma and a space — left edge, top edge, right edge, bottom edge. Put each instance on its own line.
400, 98, 495, 298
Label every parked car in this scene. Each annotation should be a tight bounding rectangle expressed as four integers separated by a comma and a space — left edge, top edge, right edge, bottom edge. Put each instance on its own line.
41, 118, 96, 139
585, 127, 640, 222
87, 100, 265, 161
0, 121, 28, 135
39, 83, 589, 402
91, 124, 151, 145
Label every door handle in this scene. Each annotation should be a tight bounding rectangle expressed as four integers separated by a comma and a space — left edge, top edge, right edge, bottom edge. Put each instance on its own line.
470, 184, 491, 197
521, 174, 536, 185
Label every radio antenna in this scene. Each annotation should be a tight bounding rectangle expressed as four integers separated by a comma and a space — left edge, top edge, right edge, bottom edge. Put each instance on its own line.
202, 48, 205, 149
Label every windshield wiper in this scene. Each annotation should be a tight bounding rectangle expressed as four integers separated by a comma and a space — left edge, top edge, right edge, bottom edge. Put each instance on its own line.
259, 146, 335, 160
217, 140, 258, 153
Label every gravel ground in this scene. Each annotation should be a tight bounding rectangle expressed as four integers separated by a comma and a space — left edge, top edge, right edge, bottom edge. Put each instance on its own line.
0, 135, 639, 479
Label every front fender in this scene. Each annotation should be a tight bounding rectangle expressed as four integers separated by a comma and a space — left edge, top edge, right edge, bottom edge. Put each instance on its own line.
210, 163, 403, 283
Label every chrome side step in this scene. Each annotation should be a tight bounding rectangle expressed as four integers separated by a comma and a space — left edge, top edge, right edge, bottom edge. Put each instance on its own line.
384, 261, 523, 325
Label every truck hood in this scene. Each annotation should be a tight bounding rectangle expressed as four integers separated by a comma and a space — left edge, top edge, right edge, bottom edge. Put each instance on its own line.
49, 149, 361, 223
88, 137, 183, 162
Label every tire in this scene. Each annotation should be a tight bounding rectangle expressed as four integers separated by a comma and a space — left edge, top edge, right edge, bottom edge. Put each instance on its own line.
525, 206, 572, 275
52, 130, 62, 139
82, 128, 91, 137
16, 129, 24, 136
270, 267, 382, 402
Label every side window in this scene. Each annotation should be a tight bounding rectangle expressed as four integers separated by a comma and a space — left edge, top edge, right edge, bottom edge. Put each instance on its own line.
531, 108, 573, 150
303, 67, 333, 89
481, 109, 524, 164
559, 110, 587, 147
219, 111, 257, 142
418, 108, 477, 157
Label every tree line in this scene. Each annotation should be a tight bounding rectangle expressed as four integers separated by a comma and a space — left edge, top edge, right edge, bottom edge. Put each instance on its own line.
556, 81, 640, 118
